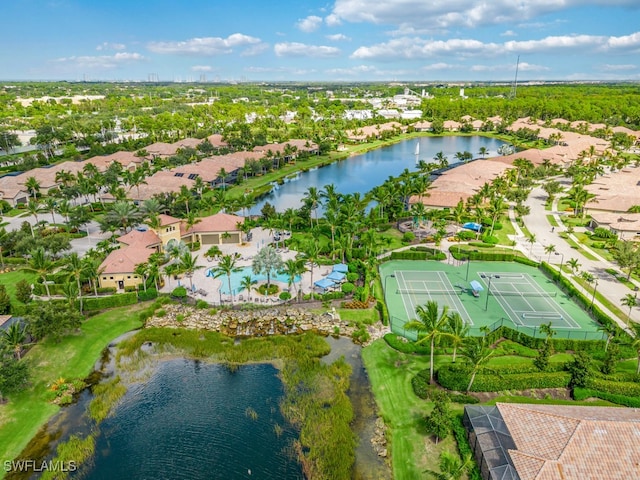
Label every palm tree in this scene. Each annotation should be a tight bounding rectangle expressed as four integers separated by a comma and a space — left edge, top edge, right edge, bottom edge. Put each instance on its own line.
527, 233, 537, 256
621, 293, 638, 322
303, 186, 320, 227
597, 322, 617, 351
3, 322, 28, 360
252, 246, 284, 294
177, 251, 203, 290
567, 258, 581, 276
478, 146, 489, 158
629, 322, 640, 374
445, 312, 469, 363
212, 253, 242, 301
461, 337, 494, 392
404, 301, 451, 384
134, 262, 149, 292
301, 239, 320, 292
426, 451, 473, 480
544, 244, 556, 263
26, 247, 54, 298
240, 275, 256, 301
64, 252, 86, 313
25, 176, 40, 200
280, 257, 305, 299
486, 195, 506, 236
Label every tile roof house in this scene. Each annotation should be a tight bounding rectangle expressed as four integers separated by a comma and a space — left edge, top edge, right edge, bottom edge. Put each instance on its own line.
590, 211, 640, 240
464, 403, 640, 480
0, 175, 29, 206
183, 212, 245, 245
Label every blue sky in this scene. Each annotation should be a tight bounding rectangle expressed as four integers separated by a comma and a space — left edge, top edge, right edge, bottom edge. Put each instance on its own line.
3, 0, 640, 82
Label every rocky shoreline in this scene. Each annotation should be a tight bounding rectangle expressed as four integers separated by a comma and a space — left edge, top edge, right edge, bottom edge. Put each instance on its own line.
145, 304, 388, 343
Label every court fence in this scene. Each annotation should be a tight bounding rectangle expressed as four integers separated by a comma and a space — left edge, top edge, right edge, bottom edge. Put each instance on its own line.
390, 315, 606, 342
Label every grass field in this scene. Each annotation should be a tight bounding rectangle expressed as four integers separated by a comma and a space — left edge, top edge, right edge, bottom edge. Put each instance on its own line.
362, 339, 461, 480
0, 269, 37, 303
0, 304, 145, 470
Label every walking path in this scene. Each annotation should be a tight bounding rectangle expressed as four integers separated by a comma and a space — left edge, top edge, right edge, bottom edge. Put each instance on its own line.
509, 182, 637, 332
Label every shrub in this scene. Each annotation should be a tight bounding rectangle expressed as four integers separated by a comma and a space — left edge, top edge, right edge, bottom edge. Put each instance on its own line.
96, 287, 117, 294
138, 288, 158, 302
573, 388, 640, 408
346, 272, 359, 283
401, 231, 415, 243
341, 282, 355, 294
82, 292, 138, 311
481, 235, 499, 245
172, 286, 188, 299
156, 309, 166, 317
457, 231, 475, 241
468, 242, 495, 248
383, 333, 430, 354
452, 415, 483, 480
195, 299, 209, 309
257, 283, 279, 296
588, 378, 640, 397
279, 291, 292, 301
437, 364, 571, 392
124, 285, 137, 293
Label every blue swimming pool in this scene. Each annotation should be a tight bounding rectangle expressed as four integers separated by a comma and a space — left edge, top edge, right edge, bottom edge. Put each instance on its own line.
207, 266, 301, 295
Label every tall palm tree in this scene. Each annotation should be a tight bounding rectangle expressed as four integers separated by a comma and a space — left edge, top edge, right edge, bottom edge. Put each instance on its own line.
177, 251, 203, 290
25, 176, 40, 200
212, 253, 242, 301
240, 275, 256, 301
478, 146, 489, 159
301, 239, 320, 292
629, 322, 640, 374
64, 252, 86, 313
597, 322, 617, 351
544, 244, 556, 263
280, 257, 306, 299
303, 186, 320, 227
404, 301, 451, 384
527, 233, 537, 256
621, 293, 638, 322
26, 247, 54, 298
567, 258, 581, 276
445, 312, 469, 363
461, 337, 494, 392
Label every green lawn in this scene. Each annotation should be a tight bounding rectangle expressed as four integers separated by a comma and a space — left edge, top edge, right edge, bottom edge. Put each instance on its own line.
0, 304, 145, 468
362, 339, 460, 480
0, 269, 37, 303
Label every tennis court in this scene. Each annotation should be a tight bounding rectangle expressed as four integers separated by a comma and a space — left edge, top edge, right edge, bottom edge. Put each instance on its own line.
380, 259, 603, 341
394, 269, 474, 326
478, 271, 580, 329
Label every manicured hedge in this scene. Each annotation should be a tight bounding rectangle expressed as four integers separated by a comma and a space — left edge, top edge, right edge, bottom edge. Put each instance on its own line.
587, 378, 640, 397
483, 325, 606, 353
82, 292, 138, 311
390, 247, 446, 261
452, 415, 482, 480
448, 246, 515, 261
383, 333, 430, 355
437, 365, 571, 392
514, 256, 539, 267
412, 369, 479, 404
573, 387, 640, 408
138, 288, 158, 301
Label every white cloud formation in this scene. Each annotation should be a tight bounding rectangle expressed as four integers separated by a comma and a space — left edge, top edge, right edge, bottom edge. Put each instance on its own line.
422, 62, 459, 71
296, 15, 323, 33
96, 42, 126, 51
325, 13, 342, 27
351, 31, 640, 60
331, 0, 638, 30
51, 52, 144, 70
191, 65, 212, 72
600, 63, 637, 71
240, 43, 270, 57
470, 62, 549, 72
148, 34, 261, 55
274, 42, 341, 57
325, 65, 410, 77
501, 30, 516, 37
245, 66, 317, 76
326, 33, 351, 42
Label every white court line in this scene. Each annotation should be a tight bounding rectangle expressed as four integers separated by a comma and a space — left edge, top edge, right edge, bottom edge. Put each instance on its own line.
436, 271, 474, 326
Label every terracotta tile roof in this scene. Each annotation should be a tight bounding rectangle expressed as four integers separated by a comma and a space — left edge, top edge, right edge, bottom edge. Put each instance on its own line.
207, 134, 228, 147
586, 167, 640, 213
117, 229, 161, 248
495, 403, 640, 480
99, 244, 154, 274
146, 142, 178, 157
158, 214, 181, 226
101, 170, 195, 202
185, 212, 244, 234
173, 138, 202, 150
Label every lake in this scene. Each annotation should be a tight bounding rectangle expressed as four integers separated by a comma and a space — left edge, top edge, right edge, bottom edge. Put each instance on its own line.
249, 135, 507, 214
84, 361, 303, 479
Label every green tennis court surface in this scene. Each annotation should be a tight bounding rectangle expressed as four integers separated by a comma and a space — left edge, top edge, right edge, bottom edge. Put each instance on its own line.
380, 260, 603, 341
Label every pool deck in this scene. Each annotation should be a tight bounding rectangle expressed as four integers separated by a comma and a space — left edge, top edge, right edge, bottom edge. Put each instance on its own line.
159, 227, 331, 305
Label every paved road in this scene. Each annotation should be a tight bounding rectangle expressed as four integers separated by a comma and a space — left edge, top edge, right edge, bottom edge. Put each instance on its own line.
511, 181, 639, 330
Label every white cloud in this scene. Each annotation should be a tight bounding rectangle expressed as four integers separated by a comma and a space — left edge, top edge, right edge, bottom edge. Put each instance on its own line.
51, 52, 144, 70
296, 15, 323, 33
351, 31, 640, 60
148, 34, 261, 55
470, 62, 549, 72
330, 0, 639, 30
274, 42, 341, 58
325, 13, 342, 27
325, 65, 410, 77
600, 64, 637, 71
191, 65, 212, 72
245, 66, 317, 76
326, 33, 351, 42
422, 62, 458, 71
501, 30, 516, 37
240, 43, 269, 57
96, 42, 126, 51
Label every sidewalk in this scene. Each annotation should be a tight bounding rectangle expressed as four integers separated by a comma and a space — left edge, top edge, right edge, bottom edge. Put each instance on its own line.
509, 183, 637, 332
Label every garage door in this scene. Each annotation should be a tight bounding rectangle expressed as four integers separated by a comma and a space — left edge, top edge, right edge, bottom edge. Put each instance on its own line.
200, 234, 219, 245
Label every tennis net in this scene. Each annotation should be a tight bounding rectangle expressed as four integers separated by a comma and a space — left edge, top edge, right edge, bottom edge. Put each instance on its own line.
491, 290, 557, 297
397, 289, 462, 295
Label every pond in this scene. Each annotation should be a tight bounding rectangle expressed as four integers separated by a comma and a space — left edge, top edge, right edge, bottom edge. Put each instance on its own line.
249, 135, 507, 214
84, 361, 303, 479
